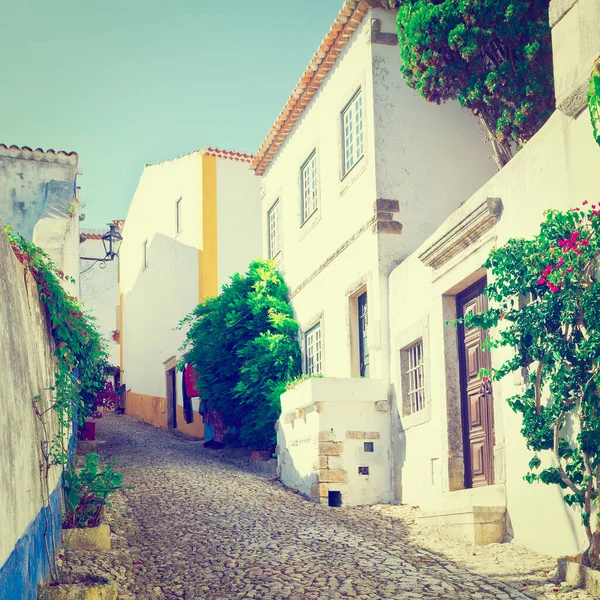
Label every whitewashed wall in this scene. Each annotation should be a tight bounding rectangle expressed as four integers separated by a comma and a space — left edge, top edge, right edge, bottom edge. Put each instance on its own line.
388, 102, 600, 557
79, 235, 120, 367
260, 8, 496, 381
120, 153, 201, 403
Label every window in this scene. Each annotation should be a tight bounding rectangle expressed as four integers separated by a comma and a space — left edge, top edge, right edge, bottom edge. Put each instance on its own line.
268, 201, 281, 259
342, 88, 364, 177
301, 151, 318, 223
305, 323, 322, 375
402, 340, 425, 414
176, 198, 182, 234
142, 239, 148, 270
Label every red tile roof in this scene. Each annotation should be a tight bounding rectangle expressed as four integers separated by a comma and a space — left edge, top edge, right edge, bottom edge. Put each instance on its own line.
204, 147, 254, 164
252, 0, 386, 176
80, 221, 125, 241
0, 143, 78, 166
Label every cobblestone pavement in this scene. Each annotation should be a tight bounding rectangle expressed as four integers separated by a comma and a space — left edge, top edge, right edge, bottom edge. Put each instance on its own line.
60, 414, 595, 599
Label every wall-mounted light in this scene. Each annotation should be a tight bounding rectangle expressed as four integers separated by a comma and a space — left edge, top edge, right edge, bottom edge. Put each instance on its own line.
81, 223, 123, 271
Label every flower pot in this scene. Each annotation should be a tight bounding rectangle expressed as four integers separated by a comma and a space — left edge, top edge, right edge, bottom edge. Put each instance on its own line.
558, 557, 600, 596
79, 421, 96, 441
251, 450, 272, 462
62, 523, 111, 551
39, 576, 117, 600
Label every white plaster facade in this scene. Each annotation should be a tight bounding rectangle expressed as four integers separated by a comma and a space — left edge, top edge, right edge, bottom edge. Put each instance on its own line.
79, 231, 121, 367
386, 0, 600, 558
120, 148, 261, 435
0, 144, 81, 295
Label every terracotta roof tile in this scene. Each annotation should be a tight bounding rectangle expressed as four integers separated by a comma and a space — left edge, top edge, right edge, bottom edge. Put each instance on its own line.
0, 143, 78, 167
148, 147, 255, 168
252, 1, 385, 176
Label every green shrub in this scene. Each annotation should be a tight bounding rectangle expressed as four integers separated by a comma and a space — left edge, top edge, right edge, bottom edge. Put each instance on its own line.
392, 0, 555, 167
63, 453, 123, 529
179, 259, 302, 450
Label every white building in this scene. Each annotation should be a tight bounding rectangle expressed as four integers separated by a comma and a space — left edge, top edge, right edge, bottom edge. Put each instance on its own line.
79, 223, 123, 368
272, 0, 600, 560
0, 144, 81, 294
254, 0, 496, 507
120, 147, 261, 438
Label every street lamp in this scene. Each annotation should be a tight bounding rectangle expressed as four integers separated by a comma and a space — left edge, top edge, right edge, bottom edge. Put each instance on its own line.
102, 223, 123, 261
80, 223, 123, 269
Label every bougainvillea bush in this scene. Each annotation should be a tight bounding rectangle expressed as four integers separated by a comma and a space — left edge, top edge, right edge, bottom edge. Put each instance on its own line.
8, 227, 111, 465
179, 259, 301, 450
392, 0, 555, 168
464, 206, 600, 567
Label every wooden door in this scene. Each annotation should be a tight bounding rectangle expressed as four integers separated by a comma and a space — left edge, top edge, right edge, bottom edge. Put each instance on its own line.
358, 292, 370, 377
457, 279, 495, 488
166, 368, 177, 429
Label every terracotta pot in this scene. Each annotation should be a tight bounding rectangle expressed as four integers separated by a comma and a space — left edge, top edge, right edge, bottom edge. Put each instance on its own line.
251, 450, 271, 462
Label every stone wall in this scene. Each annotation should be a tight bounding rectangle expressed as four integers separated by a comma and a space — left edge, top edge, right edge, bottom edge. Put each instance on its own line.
0, 219, 63, 599
277, 378, 392, 507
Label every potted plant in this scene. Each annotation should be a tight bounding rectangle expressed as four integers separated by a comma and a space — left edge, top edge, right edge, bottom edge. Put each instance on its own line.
78, 382, 118, 441
62, 453, 123, 551
111, 329, 120, 343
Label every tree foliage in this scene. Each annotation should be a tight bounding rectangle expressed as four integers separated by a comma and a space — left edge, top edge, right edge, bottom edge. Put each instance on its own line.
590, 59, 600, 148
464, 206, 600, 567
179, 259, 301, 450
392, 0, 555, 168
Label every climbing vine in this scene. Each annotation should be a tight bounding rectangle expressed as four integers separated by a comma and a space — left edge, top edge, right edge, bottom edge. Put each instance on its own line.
590, 58, 600, 147
460, 206, 600, 568
7, 227, 111, 466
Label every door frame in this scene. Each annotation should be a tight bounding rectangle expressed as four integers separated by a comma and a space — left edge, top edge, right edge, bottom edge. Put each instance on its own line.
165, 357, 178, 430
456, 277, 495, 489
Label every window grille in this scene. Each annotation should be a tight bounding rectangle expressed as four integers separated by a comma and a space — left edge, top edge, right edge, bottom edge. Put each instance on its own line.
305, 323, 322, 375
342, 89, 364, 176
301, 151, 318, 223
268, 201, 281, 258
405, 340, 425, 414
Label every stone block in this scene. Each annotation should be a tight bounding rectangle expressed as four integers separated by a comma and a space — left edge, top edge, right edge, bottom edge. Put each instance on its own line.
38, 579, 117, 600
375, 198, 399, 213
311, 483, 329, 498
62, 523, 111, 551
315, 401, 324, 413
318, 455, 329, 469
319, 442, 343, 456
345, 431, 381, 440
373, 220, 402, 235
319, 430, 334, 442
317, 469, 348, 483
375, 401, 389, 412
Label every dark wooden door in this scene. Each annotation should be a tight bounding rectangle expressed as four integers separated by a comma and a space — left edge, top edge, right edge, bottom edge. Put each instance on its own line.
166, 368, 177, 429
358, 292, 370, 377
457, 279, 495, 488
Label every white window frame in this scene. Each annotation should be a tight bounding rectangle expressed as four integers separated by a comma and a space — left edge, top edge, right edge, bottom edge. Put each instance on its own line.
142, 239, 148, 270
341, 88, 364, 177
268, 200, 281, 259
175, 197, 182, 234
301, 150, 318, 224
305, 323, 323, 375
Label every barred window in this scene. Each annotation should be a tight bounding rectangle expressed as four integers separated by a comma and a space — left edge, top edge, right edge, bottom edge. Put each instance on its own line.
268, 201, 281, 259
402, 340, 425, 415
342, 89, 364, 177
301, 151, 318, 223
305, 323, 322, 375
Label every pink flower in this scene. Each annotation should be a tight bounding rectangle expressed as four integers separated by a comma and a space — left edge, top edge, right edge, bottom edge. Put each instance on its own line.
567, 267, 573, 272
58, 553, 64, 559
557, 257, 564, 267
537, 277, 546, 285
581, 239, 589, 246
583, 200, 589, 205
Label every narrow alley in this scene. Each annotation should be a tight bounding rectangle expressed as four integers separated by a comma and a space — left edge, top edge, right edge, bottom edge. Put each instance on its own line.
59, 415, 591, 600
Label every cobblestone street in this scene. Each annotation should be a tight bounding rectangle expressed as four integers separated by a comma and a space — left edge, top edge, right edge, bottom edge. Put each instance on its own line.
61, 414, 595, 600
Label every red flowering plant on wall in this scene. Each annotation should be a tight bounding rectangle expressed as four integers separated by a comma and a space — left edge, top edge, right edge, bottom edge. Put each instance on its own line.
458, 205, 600, 568
90, 381, 119, 420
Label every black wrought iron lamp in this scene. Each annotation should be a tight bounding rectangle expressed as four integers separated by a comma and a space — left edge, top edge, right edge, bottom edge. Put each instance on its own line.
81, 223, 123, 270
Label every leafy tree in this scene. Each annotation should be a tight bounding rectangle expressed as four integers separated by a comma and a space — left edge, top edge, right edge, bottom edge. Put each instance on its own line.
463, 206, 600, 567
179, 259, 301, 450
590, 59, 600, 147
392, 0, 555, 168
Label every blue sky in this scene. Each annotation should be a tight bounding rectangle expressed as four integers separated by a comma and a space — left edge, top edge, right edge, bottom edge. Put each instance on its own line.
1, 0, 342, 228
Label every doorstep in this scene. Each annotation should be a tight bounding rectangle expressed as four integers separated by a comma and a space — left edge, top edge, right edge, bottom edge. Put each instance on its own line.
417, 505, 506, 545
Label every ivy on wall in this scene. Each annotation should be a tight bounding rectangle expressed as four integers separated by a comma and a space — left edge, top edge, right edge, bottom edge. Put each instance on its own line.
590, 59, 600, 147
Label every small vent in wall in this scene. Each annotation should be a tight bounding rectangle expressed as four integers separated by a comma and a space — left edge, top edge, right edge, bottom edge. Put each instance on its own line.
358, 466, 369, 476
364, 442, 374, 452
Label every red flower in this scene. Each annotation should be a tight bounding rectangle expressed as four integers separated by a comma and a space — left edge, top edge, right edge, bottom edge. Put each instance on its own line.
58, 553, 64, 559
537, 277, 546, 285
567, 267, 573, 272
557, 257, 564, 267
583, 200, 589, 205
581, 239, 589, 246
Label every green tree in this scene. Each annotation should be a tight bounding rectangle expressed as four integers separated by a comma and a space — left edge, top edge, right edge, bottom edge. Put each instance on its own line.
463, 206, 600, 567
392, 0, 555, 168
179, 259, 301, 450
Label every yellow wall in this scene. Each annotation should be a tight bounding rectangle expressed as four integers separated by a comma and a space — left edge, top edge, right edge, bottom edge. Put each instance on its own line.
176, 405, 205, 438
199, 153, 218, 301
125, 392, 167, 428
